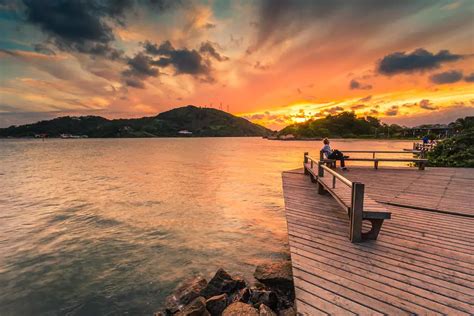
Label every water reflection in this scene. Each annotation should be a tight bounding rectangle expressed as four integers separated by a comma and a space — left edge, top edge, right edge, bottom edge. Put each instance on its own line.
0, 138, 413, 315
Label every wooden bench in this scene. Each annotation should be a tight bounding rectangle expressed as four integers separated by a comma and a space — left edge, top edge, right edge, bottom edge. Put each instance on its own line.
319, 150, 428, 170
304, 153, 391, 242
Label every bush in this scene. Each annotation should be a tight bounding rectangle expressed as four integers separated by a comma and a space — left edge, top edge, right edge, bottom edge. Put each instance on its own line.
428, 128, 474, 167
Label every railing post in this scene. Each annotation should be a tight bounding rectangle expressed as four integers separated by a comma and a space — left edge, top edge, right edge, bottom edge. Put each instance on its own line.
332, 175, 336, 188
304, 152, 309, 175
350, 182, 364, 243
317, 162, 326, 194
318, 162, 324, 177
319, 150, 324, 161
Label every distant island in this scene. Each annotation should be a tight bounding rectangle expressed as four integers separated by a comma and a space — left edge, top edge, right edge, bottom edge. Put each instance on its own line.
0, 105, 272, 138
275, 111, 464, 140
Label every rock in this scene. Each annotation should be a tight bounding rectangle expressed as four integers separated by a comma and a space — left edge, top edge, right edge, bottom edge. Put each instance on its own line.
201, 269, 247, 298
254, 261, 293, 292
222, 302, 259, 316
205, 294, 228, 316
254, 261, 295, 309
278, 307, 296, 316
228, 287, 250, 304
165, 276, 208, 314
259, 304, 277, 316
249, 289, 278, 310
175, 297, 209, 316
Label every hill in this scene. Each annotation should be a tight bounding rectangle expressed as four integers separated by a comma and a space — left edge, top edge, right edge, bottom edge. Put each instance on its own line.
278, 112, 384, 138
0, 106, 272, 138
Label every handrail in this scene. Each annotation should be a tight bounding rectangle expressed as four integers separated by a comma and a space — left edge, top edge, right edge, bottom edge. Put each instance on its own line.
339, 150, 422, 154
319, 163, 352, 187
304, 153, 353, 188
303, 151, 367, 242
319, 149, 425, 159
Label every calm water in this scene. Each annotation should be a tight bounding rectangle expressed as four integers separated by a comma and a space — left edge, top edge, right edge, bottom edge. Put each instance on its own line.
0, 138, 413, 315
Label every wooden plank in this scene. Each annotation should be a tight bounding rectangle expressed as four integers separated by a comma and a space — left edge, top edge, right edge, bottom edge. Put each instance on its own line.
281, 168, 474, 315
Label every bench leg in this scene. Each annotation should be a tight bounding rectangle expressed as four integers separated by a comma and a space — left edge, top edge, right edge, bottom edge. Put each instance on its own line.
418, 162, 426, 170
374, 160, 379, 169
361, 219, 384, 241
309, 173, 317, 183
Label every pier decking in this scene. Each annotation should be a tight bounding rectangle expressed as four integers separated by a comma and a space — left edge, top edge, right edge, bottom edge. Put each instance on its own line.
282, 166, 474, 315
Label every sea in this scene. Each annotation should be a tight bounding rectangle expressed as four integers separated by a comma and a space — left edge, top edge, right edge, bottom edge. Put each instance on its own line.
0, 138, 414, 315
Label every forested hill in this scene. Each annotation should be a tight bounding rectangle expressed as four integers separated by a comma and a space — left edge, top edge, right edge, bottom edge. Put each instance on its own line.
0, 105, 272, 138
278, 112, 393, 138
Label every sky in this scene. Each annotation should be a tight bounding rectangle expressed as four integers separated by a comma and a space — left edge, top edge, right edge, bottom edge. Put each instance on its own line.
0, 0, 473, 130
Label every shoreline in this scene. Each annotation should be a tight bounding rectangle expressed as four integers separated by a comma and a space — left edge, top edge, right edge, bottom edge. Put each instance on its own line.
155, 260, 296, 316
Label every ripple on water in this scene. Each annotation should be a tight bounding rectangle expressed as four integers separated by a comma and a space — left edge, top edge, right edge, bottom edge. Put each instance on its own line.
0, 138, 414, 315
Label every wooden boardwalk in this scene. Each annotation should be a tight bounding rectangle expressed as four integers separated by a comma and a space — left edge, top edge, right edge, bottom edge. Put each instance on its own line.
282, 167, 474, 315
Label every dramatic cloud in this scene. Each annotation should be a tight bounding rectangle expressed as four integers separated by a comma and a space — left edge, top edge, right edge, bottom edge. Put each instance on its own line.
384, 105, 399, 116
1, 0, 473, 128
419, 99, 438, 110
324, 106, 344, 115
33, 43, 56, 55
145, 41, 211, 76
251, 1, 433, 52
349, 79, 372, 90
464, 73, 474, 82
378, 49, 463, 75
358, 95, 372, 102
430, 70, 463, 84
21, 0, 132, 57
122, 53, 159, 88
199, 42, 228, 62
124, 77, 145, 89
350, 104, 366, 110
125, 53, 159, 78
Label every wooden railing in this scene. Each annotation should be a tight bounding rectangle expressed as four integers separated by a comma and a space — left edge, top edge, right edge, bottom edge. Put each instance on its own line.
304, 153, 367, 242
319, 150, 424, 160
318, 149, 428, 169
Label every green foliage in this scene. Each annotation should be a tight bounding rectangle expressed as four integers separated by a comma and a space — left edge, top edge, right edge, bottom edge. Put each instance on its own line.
428, 127, 474, 167
448, 116, 474, 132
278, 112, 382, 138
0, 106, 272, 138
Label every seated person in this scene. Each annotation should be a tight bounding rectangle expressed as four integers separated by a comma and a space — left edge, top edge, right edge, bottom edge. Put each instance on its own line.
321, 138, 348, 170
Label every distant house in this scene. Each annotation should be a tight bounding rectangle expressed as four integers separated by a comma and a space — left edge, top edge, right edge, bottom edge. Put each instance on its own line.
178, 130, 193, 136
280, 134, 295, 140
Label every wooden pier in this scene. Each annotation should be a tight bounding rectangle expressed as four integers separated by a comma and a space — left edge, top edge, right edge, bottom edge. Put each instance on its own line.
282, 165, 474, 315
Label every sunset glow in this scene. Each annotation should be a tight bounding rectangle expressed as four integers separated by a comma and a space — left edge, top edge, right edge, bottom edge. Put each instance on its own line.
0, 1, 473, 129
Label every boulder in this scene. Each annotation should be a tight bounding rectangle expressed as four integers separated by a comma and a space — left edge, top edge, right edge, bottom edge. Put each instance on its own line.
254, 261, 293, 292
278, 307, 296, 316
175, 297, 209, 316
222, 302, 259, 316
259, 304, 277, 316
165, 276, 208, 314
201, 269, 247, 298
254, 261, 295, 308
249, 289, 278, 310
205, 294, 228, 316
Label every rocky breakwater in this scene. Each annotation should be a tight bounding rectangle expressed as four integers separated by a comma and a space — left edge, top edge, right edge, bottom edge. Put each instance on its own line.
155, 260, 296, 316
